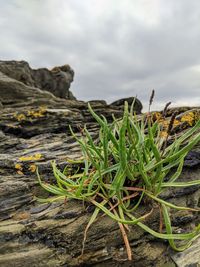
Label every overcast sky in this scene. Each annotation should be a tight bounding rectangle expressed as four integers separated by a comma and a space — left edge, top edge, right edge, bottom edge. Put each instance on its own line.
0, 0, 200, 110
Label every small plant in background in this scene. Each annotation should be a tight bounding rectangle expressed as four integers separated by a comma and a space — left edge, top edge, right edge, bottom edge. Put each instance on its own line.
37, 94, 200, 260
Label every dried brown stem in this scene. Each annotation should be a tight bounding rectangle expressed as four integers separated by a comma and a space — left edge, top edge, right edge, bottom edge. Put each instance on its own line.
159, 204, 163, 233
108, 202, 133, 261
167, 111, 178, 135
118, 222, 132, 260
149, 89, 155, 107
162, 102, 171, 118
101, 193, 139, 218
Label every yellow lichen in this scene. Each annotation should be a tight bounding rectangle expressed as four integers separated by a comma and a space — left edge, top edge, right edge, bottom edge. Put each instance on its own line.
159, 131, 168, 138
29, 164, 37, 173
26, 107, 46, 118
17, 170, 24, 175
39, 106, 47, 113
172, 119, 180, 127
15, 163, 23, 170
19, 153, 42, 161
33, 153, 42, 160
153, 112, 162, 121
14, 113, 26, 122
15, 163, 24, 175
5, 124, 20, 129
14, 106, 47, 122
180, 112, 195, 126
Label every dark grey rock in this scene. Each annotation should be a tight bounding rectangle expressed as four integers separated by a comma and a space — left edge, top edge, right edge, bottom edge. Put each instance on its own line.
0, 60, 75, 99
110, 96, 143, 114
88, 100, 108, 106
171, 238, 200, 267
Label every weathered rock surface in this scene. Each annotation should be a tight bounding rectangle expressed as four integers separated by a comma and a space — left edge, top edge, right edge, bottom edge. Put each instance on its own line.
0, 60, 75, 99
0, 63, 200, 267
110, 97, 143, 114
0, 70, 63, 107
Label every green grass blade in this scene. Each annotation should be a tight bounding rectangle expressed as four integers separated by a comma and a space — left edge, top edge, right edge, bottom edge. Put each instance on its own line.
161, 204, 198, 251
145, 191, 198, 211
162, 180, 200, 187
127, 213, 200, 240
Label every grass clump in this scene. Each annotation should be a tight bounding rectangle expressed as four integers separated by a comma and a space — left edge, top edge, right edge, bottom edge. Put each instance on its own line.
37, 99, 200, 260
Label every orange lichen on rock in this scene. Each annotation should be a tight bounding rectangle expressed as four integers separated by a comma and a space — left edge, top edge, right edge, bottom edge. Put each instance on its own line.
180, 112, 195, 126
29, 164, 37, 173
13, 211, 30, 220
15, 163, 24, 175
152, 112, 162, 121
152, 112, 180, 135
151, 109, 200, 138
15, 153, 42, 174
159, 131, 168, 139
15, 162, 38, 175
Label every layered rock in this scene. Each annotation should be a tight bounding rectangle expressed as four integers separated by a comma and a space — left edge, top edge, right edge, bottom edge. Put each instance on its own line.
0, 61, 199, 267
0, 60, 75, 99
0, 70, 62, 107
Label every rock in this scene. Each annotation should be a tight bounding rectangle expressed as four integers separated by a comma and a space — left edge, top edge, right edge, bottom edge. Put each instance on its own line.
0, 130, 5, 139
0, 60, 34, 86
0, 60, 200, 267
34, 64, 75, 99
170, 238, 200, 267
87, 100, 108, 106
0, 60, 75, 100
0, 70, 127, 138
110, 96, 143, 114
0, 104, 199, 267
0, 70, 81, 110
0, 71, 62, 107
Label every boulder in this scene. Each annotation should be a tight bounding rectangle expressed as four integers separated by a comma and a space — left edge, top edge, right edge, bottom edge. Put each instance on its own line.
0, 60, 75, 99
0, 71, 64, 107
110, 96, 143, 114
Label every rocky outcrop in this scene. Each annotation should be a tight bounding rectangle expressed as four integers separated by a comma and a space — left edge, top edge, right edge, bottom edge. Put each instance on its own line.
0, 71, 63, 107
0, 60, 75, 99
0, 63, 199, 267
110, 97, 143, 114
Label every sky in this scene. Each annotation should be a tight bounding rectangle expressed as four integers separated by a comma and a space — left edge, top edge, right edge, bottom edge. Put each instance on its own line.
0, 0, 200, 110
